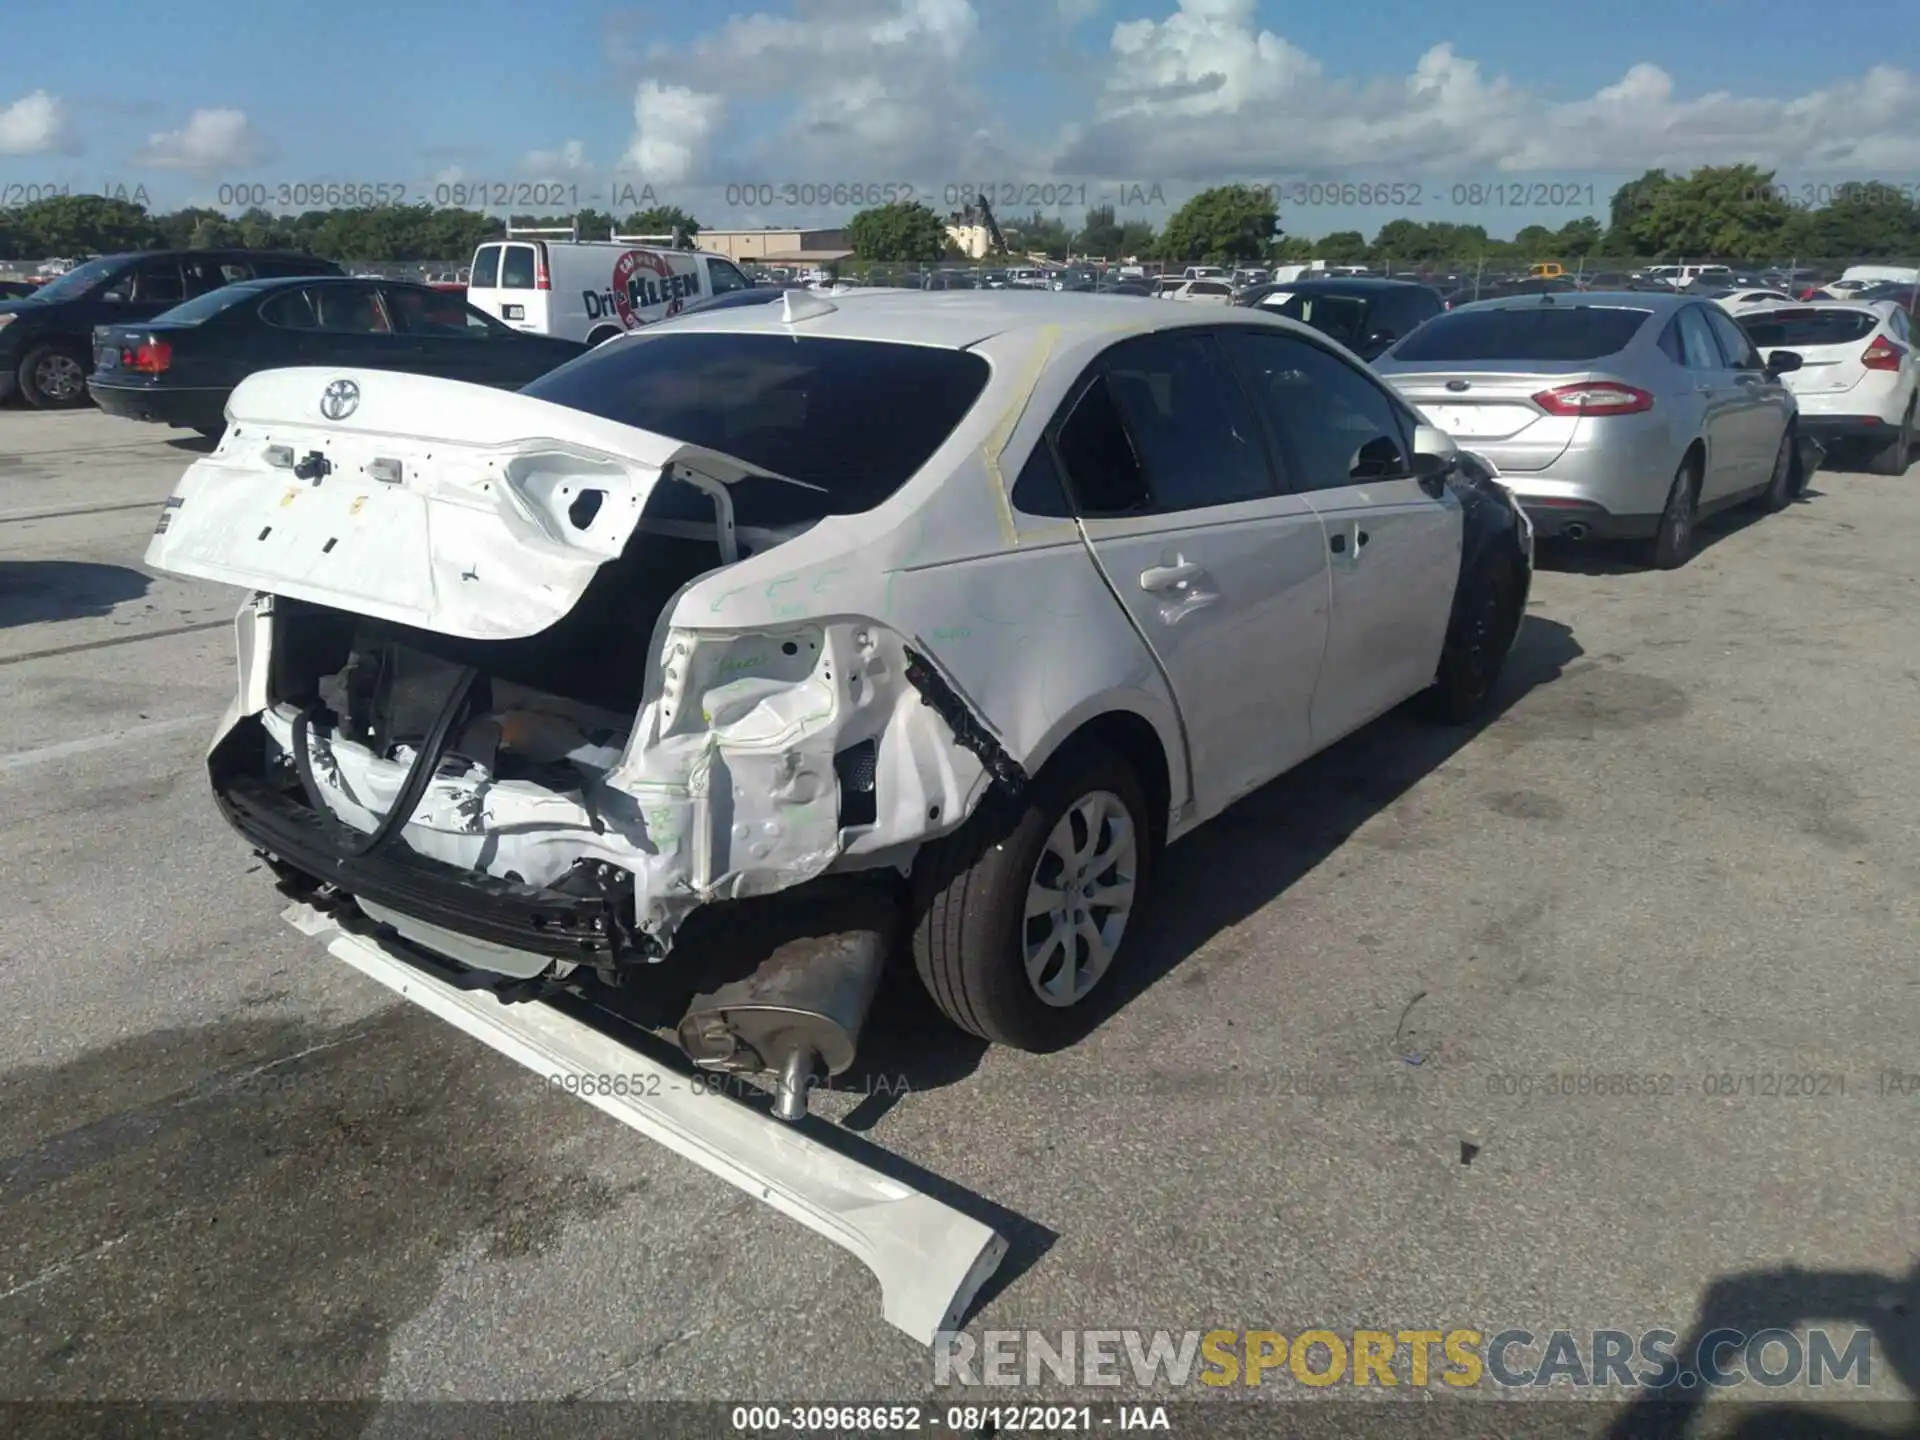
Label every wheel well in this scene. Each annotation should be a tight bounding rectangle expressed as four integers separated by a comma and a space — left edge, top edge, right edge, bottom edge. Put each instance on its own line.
587, 325, 625, 347
1681, 438, 1707, 489
1039, 712, 1172, 856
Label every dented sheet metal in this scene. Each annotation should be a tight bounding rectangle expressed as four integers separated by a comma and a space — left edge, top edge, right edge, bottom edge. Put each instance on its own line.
283, 900, 1009, 1344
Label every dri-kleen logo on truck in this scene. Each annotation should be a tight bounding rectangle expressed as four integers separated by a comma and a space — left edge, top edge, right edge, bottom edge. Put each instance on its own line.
582, 249, 703, 330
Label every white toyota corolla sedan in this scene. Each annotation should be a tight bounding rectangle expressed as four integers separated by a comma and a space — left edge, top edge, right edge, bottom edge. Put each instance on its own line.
146, 290, 1533, 1118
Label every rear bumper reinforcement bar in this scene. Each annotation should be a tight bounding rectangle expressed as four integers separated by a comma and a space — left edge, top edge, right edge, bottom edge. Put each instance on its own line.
283, 901, 1008, 1346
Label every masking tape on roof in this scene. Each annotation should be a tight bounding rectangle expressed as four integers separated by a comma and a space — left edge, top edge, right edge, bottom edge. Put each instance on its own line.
980, 325, 1060, 547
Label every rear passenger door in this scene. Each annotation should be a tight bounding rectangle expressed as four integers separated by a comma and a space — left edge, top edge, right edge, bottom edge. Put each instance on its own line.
1702, 302, 1794, 488
304, 284, 412, 370
1219, 327, 1461, 745
1666, 304, 1746, 501
1063, 330, 1333, 817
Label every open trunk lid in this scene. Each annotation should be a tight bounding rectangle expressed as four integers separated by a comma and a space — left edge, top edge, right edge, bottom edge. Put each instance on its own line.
144, 366, 778, 640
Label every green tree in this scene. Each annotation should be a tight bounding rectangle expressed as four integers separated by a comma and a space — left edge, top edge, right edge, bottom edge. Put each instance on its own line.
1512, 223, 1558, 257
1005, 210, 1072, 259
7, 195, 162, 255
621, 205, 701, 240
847, 201, 949, 262
1606, 169, 1671, 253
1116, 219, 1157, 260
1555, 216, 1604, 258
1636, 164, 1795, 260
1315, 230, 1369, 264
1157, 185, 1280, 265
1372, 218, 1445, 260
1784, 183, 1920, 258
1076, 203, 1124, 258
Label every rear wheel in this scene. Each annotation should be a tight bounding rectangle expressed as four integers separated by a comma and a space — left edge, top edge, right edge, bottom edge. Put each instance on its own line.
911, 742, 1151, 1051
1866, 398, 1914, 475
1641, 457, 1700, 569
18, 342, 90, 409
587, 326, 625, 348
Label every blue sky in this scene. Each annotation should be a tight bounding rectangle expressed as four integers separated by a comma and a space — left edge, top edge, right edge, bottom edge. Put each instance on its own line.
4, 0, 1919, 237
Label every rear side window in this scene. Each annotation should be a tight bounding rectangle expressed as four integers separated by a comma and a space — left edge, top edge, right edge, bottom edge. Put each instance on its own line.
1263, 292, 1369, 346
1054, 378, 1149, 515
519, 333, 991, 521
1738, 309, 1880, 347
470, 245, 502, 289
1101, 331, 1274, 512
251, 255, 335, 279
500, 245, 537, 290
1391, 305, 1651, 362
259, 289, 319, 330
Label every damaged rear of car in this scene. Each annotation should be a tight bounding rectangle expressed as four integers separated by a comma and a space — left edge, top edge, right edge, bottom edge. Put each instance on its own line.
148, 310, 1184, 1122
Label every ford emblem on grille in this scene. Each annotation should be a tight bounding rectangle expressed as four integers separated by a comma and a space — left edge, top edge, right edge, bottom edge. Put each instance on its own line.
320, 379, 360, 420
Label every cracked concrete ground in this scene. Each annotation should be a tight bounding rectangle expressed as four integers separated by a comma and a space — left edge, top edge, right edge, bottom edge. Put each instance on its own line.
1, 408, 1916, 1436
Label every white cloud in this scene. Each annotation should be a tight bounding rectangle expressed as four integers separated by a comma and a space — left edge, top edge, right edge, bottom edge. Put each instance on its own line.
625, 81, 724, 185
133, 108, 271, 172
624, 0, 1010, 188
434, 165, 467, 185
1054, 0, 1920, 180
524, 139, 592, 173
0, 90, 79, 156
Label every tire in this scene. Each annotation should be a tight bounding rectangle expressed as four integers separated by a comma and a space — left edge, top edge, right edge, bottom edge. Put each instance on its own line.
1641, 456, 1700, 569
18, 341, 90, 409
587, 327, 625, 348
1422, 554, 1525, 725
1754, 427, 1797, 512
911, 742, 1152, 1051
1866, 398, 1914, 476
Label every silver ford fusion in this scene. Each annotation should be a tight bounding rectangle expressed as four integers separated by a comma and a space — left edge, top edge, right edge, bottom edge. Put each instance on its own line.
1375, 290, 1808, 568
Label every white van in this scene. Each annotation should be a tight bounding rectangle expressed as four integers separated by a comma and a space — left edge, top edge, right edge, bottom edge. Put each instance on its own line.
1839, 264, 1920, 287
467, 226, 758, 346
1645, 263, 1734, 289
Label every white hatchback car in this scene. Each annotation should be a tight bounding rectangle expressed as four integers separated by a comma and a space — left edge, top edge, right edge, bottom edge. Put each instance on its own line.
146, 293, 1532, 1117
1738, 299, 1918, 473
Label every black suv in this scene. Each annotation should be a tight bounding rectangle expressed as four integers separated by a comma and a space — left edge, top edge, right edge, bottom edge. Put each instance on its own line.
0, 249, 344, 408
1235, 276, 1446, 361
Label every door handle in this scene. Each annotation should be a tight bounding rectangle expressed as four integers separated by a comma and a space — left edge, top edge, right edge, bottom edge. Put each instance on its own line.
1139, 560, 1206, 593
1329, 528, 1370, 557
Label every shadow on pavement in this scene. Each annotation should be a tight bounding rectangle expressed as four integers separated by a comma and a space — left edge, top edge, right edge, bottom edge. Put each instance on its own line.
0, 560, 151, 628
1602, 1259, 1920, 1439
843, 612, 1584, 1117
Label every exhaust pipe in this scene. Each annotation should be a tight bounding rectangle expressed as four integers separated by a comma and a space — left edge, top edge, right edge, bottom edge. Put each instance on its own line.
677, 888, 893, 1122
1562, 521, 1590, 541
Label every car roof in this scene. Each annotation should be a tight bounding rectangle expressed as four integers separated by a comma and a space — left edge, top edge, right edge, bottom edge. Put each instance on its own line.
1250, 278, 1432, 294
1446, 289, 1687, 313
1739, 297, 1896, 315
625, 289, 1331, 350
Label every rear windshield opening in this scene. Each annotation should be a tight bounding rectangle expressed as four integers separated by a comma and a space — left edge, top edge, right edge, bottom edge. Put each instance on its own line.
1392, 305, 1652, 362
518, 333, 992, 523
1739, 310, 1879, 348
153, 287, 259, 325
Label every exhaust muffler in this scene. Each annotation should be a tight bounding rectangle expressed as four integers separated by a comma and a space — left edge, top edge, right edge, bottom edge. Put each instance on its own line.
677, 888, 892, 1121
1562, 521, 1590, 541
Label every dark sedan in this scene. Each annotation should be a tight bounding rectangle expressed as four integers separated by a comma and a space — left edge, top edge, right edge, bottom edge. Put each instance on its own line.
89, 276, 585, 437
0, 279, 41, 300
1235, 276, 1445, 360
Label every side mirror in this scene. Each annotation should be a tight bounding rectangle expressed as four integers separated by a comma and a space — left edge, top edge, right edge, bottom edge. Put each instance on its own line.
1409, 423, 1459, 491
100, 288, 128, 303
1766, 349, 1803, 376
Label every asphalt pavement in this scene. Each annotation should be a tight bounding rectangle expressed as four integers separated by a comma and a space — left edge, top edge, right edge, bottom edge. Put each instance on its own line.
1, 408, 1916, 1433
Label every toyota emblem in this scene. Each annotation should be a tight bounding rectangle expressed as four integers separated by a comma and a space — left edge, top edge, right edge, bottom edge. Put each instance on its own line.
321, 378, 361, 420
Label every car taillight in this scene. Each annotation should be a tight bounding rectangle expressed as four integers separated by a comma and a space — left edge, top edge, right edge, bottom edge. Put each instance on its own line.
121, 338, 172, 373
535, 253, 550, 290
1862, 335, 1904, 371
1532, 382, 1654, 416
